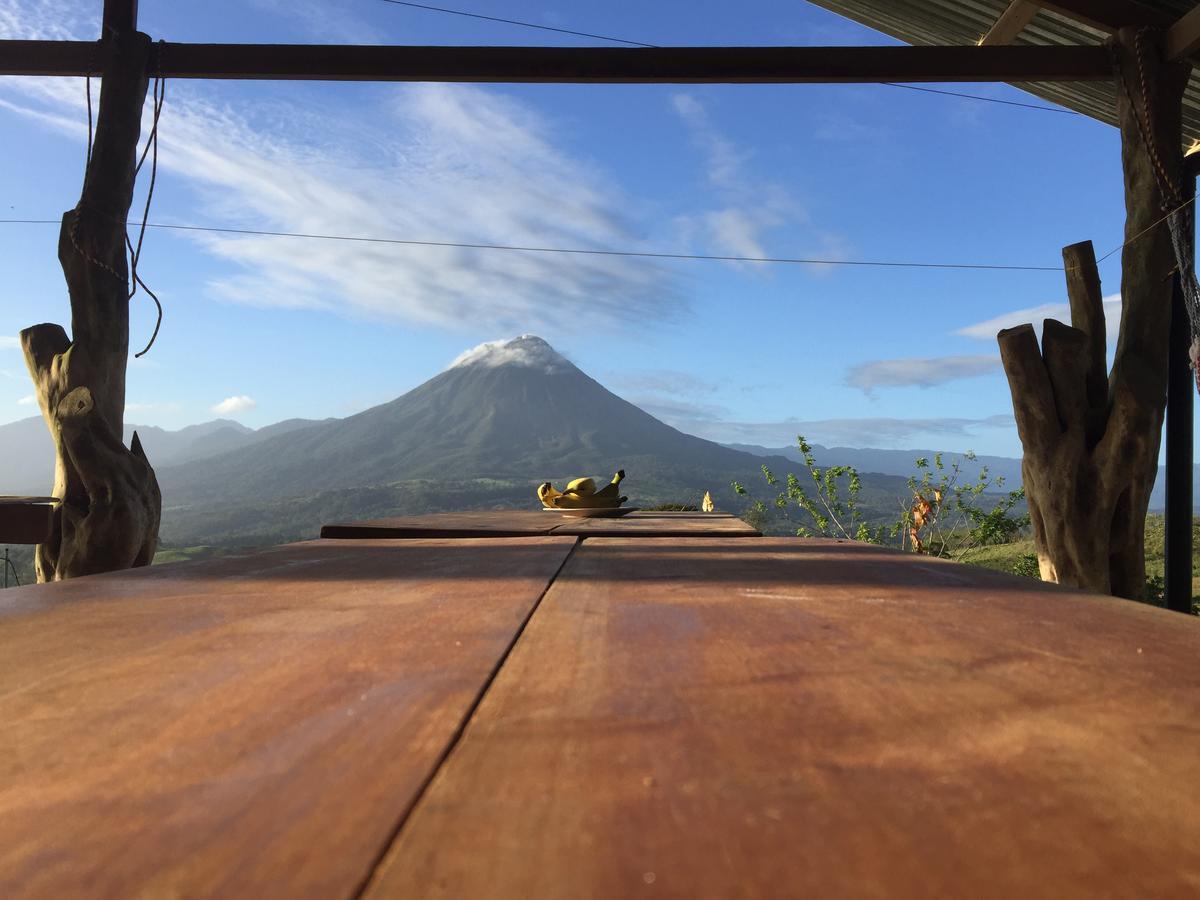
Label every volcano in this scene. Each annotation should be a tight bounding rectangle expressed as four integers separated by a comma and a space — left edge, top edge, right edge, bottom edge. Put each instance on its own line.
159, 335, 782, 508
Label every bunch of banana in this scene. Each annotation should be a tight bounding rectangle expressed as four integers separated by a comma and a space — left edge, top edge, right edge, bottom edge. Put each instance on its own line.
538, 470, 626, 509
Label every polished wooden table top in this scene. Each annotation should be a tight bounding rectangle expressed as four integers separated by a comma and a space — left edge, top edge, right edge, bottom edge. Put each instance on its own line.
321, 509, 761, 539
0, 537, 576, 899
3, 537, 1198, 898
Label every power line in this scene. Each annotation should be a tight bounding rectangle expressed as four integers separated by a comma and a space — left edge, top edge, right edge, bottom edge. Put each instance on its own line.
375, 0, 654, 47
373, 0, 1076, 115
0, 218, 1063, 272
879, 82, 1078, 115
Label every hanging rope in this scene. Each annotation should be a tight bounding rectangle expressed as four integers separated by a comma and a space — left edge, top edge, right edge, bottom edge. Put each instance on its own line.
1114, 30, 1200, 392
130, 46, 166, 358
73, 42, 168, 358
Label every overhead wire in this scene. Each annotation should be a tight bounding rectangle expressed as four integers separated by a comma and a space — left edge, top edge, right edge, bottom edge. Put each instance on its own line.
20, 4, 1120, 294
877, 82, 1078, 115
375, 0, 654, 47
372, 0, 1078, 115
0, 218, 1063, 272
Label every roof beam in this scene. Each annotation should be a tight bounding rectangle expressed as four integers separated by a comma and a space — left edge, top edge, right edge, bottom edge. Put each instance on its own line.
1167, 4, 1200, 61
1038, 0, 1171, 32
0, 41, 1115, 83
980, 1, 1042, 46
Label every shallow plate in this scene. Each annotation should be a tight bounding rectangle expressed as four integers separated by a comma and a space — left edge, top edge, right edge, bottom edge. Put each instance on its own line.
541, 506, 639, 518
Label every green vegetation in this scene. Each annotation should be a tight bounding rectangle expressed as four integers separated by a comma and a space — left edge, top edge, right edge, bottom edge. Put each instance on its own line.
733, 437, 881, 542
966, 515, 1200, 613
732, 436, 1198, 616
734, 436, 1024, 554
893, 451, 1027, 559
2, 546, 34, 587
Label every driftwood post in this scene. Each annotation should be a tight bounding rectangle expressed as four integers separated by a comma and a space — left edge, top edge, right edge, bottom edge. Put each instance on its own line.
998, 26, 1189, 599
19, 7, 160, 582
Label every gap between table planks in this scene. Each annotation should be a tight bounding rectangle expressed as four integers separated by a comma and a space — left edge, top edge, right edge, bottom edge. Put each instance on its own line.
362, 538, 1200, 900
0, 536, 576, 899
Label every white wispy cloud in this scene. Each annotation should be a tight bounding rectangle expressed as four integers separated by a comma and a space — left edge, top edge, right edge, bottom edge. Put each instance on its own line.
631, 388, 1014, 446
666, 411, 1013, 448
247, 0, 383, 43
0, 0, 90, 40
845, 355, 1001, 393
723, 415, 1014, 447
636, 396, 731, 425
954, 294, 1121, 341
17, 394, 35, 405
671, 94, 747, 190
0, 336, 20, 350
670, 92, 815, 266
450, 335, 569, 373
607, 369, 719, 396
211, 395, 256, 415
0, 0, 681, 335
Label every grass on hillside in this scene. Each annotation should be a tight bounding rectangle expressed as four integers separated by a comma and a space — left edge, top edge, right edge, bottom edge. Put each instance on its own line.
956, 515, 1200, 613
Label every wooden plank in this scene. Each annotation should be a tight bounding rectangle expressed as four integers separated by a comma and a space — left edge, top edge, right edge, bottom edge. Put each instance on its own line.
979, 1, 1042, 46
0, 536, 576, 899
321, 510, 558, 539
1168, 3, 1200, 61
0, 496, 58, 545
321, 510, 756, 539
366, 538, 1200, 899
550, 510, 760, 537
0, 40, 1114, 82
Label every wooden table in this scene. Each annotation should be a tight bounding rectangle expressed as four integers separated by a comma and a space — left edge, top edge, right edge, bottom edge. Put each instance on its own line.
3, 537, 1199, 898
0, 537, 575, 899
321, 509, 761, 539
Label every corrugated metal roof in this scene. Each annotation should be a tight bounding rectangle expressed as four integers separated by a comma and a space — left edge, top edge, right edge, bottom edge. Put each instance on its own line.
808, 0, 1200, 147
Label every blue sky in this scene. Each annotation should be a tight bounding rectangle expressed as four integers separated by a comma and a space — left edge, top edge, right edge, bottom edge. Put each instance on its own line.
0, 0, 1150, 456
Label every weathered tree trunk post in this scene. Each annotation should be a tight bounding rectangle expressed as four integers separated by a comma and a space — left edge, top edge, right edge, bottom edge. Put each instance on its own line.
997, 26, 1190, 599
19, 8, 160, 582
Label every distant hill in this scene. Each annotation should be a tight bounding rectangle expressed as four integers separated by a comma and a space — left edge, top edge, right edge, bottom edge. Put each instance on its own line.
160, 336, 791, 504
726, 442, 1193, 511
155, 336, 904, 545
0, 414, 325, 495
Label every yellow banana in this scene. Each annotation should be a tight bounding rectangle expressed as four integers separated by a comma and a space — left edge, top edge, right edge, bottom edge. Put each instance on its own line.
564, 476, 596, 495
588, 470, 625, 502
538, 470, 628, 509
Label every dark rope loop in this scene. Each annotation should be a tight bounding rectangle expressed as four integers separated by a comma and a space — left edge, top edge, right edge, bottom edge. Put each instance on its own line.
131, 41, 167, 358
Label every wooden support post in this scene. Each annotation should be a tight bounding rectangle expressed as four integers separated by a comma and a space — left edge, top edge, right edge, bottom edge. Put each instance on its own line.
1165, 268, 1193, 613
998, 27, 1189, 599
102, 0, 138, 37
18, 12, 159, 581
